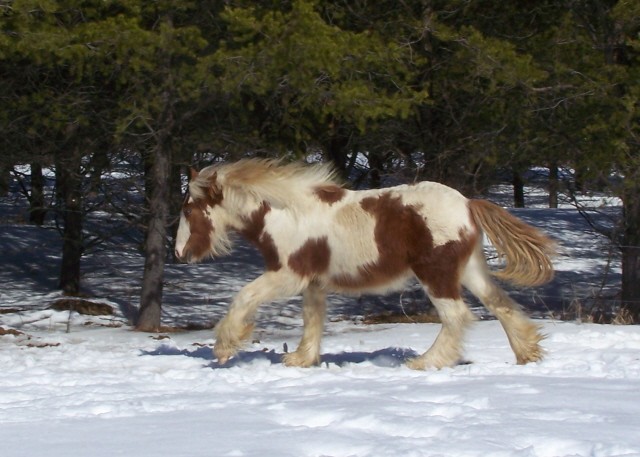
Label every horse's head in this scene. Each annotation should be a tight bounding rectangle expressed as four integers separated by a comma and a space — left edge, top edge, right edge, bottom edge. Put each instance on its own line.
175, 168, 232, 263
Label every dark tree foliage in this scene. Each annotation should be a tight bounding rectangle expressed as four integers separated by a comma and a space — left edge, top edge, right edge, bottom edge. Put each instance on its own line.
1, 0, 639, 324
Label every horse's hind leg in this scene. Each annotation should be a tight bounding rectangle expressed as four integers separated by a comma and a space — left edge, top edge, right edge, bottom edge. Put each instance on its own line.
282, 283, 327, 368
406, 292, 475, 370
462, 251, 544, 364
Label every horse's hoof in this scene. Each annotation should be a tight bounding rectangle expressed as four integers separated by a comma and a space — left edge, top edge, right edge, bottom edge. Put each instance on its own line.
282, 351, 318, 368
405, 357, 427, 371
216, 355, 229, 365
406, 356, 454, 371
515, 348, 544, 365
214, 345, 235, 365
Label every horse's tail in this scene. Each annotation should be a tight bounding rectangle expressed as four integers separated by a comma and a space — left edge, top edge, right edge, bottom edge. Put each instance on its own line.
468, 199, 556, 287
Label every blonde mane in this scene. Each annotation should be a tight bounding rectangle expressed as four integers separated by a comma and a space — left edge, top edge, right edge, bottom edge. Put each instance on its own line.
192, 159, 341, 208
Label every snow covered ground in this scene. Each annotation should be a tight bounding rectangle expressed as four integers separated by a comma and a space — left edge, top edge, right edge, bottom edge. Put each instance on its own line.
1, 317, 639, 457
1, 179, 639, 457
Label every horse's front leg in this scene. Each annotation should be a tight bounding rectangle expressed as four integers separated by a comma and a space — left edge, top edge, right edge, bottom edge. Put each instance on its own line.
214, 272, 302, 364
282, 283, 327, 368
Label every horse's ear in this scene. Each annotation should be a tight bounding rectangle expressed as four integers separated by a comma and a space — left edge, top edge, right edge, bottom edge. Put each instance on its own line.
207, 171, 223, 201
208, 171, 218, 188
189, 167, 199, 180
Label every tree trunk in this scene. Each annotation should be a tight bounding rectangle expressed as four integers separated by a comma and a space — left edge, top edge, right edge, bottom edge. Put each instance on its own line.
29, 162, 47, 225
87, 147, 110, 195
136, 141, 172, 331
548, 162, 559, 209
0, 164, 10, 196
512, 169, 525, 208
367, 152, 385, 189
621, 190, 640, 323
168, 162, 184, 257
324, 118, 350, 177
56, 152, 84, 295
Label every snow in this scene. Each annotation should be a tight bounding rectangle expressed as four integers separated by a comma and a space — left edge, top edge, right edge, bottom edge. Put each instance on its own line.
2, 181, 640, 457
1, 319, 640, 457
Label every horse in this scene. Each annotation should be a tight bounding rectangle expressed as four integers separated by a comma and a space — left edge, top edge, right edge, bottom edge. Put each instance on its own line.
175, 159, 556, 370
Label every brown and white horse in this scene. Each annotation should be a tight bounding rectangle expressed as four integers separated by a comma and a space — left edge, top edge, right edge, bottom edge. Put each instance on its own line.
175, 159, 556, 370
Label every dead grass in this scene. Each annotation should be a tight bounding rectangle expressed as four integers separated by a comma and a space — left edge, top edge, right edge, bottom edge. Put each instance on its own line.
611, 308, 636, 325
49, 298, 114, 316
24, 342, 61, 348
138, 321, 217, 335
0, 308, 21, 315
549, 295, 637, 325
0, 326, 60, 348
0, 326, 25, 337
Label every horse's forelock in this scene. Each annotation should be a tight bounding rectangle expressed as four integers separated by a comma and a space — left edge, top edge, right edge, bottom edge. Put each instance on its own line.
187, 181, 204, 201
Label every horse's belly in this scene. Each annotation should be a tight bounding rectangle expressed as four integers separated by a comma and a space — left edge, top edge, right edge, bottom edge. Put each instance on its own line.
326, 269, 413, 296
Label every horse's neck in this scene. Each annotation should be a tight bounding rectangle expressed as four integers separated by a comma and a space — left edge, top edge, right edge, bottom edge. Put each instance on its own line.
225, 192, 271, 230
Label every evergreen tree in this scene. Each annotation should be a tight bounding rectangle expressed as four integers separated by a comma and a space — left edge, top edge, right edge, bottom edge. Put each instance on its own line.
212, 0, 428, 172
110, 1, 226, 331
0, 0, 122, 293
561, 0, 640, 321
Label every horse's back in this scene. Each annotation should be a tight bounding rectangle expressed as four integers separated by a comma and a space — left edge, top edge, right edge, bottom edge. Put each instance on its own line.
362, 181, 474, 245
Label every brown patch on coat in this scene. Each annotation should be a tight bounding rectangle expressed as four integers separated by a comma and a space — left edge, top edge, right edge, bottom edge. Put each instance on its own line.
204, 172, 224, 207
178, 172, 223, 262
313, 185, 346, 205
192, 174, 223, 208
181, 200, 214, 261
331, 192, 476, 299
412, 230, 478, 298
288, 237, 331, 278
239, 202, 282, 271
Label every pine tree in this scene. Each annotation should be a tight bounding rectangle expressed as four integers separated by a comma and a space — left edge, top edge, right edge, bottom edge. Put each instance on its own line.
0, 0, 122, 294
212, 0, 428, 172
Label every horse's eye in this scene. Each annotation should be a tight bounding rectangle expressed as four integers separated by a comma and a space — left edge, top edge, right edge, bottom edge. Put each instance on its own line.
184, 207, 192, 217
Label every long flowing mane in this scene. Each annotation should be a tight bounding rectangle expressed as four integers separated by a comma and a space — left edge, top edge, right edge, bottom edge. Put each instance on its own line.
193, 159, 341, 208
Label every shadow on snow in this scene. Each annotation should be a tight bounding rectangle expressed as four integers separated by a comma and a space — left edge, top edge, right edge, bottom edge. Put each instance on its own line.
141, 345, 420, 369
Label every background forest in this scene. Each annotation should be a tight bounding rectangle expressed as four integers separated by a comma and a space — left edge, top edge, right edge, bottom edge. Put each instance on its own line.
1, 0, 639, 328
